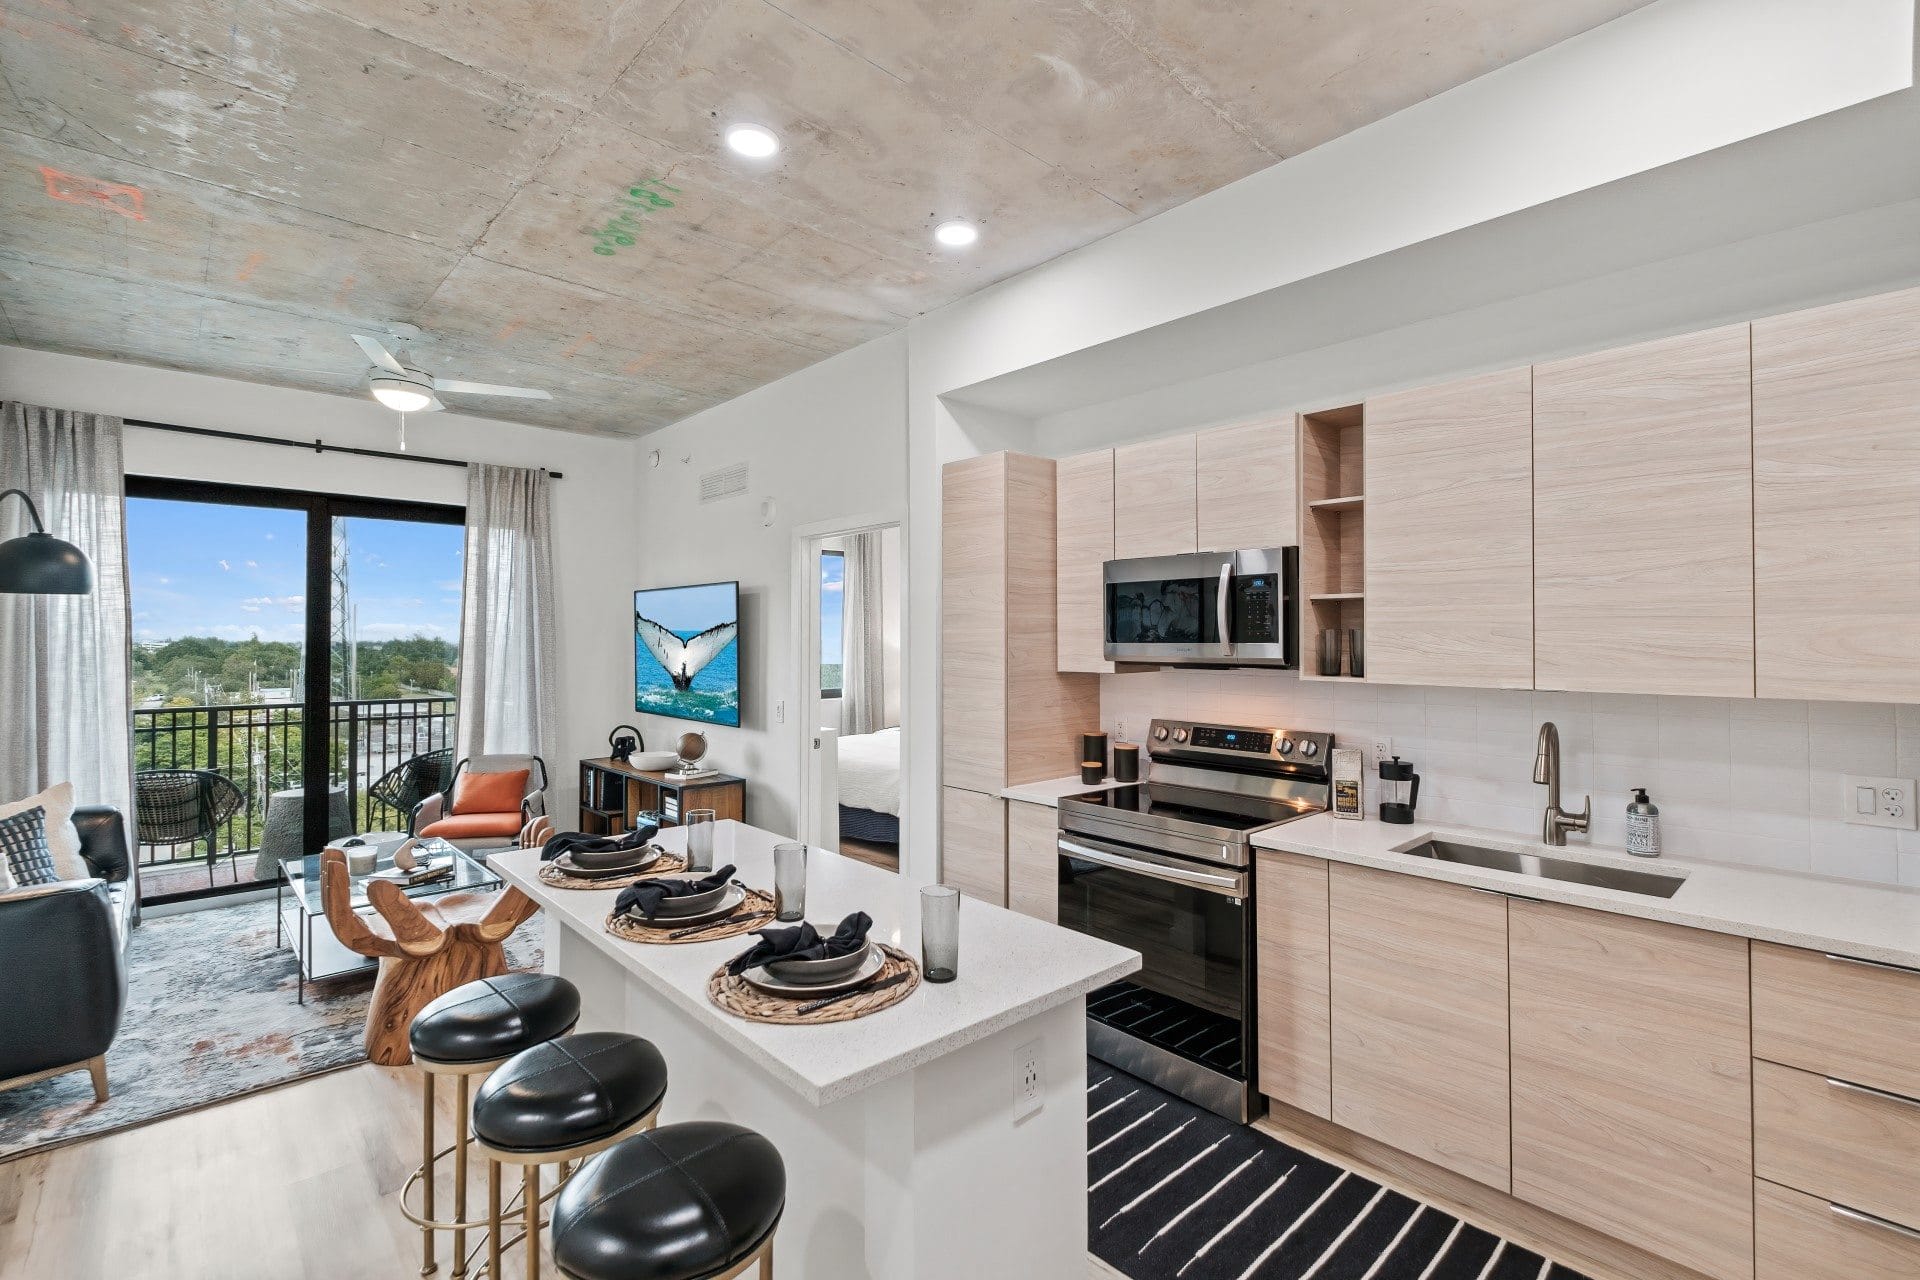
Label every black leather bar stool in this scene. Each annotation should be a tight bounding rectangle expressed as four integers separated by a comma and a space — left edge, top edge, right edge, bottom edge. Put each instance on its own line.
406, 972, 581, 1278
550, 1122, 786, 1280
473, 1031, 670, 1280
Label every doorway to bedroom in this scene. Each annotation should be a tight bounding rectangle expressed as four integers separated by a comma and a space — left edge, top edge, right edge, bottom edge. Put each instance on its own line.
796, 520, 904, 872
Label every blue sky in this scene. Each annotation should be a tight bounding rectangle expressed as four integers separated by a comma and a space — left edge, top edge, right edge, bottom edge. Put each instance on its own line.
633, 581, 738, 635
820, 551, 843, 664
126, 498, 465, 644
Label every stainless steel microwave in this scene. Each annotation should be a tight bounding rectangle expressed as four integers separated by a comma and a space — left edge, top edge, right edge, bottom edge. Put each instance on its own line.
1103, 547, 1297, 667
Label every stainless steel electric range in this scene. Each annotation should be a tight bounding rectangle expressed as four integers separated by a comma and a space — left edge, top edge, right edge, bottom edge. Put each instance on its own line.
1056, 718, 1333, 1122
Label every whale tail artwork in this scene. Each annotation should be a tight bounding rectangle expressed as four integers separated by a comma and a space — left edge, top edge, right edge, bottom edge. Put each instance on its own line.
636, 615, 738, 691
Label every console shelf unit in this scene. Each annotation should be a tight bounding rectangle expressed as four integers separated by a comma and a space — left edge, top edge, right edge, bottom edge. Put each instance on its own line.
577, 757, 747, 834
1299, 404, 1367, 680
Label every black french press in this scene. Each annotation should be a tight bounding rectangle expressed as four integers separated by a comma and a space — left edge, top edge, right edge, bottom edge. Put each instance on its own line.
1379, 756, 1420, 825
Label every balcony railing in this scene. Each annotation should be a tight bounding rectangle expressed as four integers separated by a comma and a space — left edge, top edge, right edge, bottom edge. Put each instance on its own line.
131, 697, 456, 869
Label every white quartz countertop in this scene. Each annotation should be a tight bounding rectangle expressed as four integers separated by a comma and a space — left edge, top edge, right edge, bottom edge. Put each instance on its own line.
1000, 774, 1132, 807
493, 822, 1139, 1107
1253, 813, 1920, 969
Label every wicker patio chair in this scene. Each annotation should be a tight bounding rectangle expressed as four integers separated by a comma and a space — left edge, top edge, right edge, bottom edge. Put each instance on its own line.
368, 748, 454, 832
133, 769, 247, 888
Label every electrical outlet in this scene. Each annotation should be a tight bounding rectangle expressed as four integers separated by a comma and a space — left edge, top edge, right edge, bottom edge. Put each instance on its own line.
1014, 1040, 1043, 1123
1114, 719, 1129, 745
1372, 736, 1393, 769
774, 699, 786, 725
1842, 775, 1916, 830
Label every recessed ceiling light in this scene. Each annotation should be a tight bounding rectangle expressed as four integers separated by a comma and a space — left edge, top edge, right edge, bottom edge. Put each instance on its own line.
724, 124, 780, 158
934, 220, 979, 248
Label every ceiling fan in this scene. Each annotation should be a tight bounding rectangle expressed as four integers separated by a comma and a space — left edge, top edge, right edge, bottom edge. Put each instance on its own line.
351, 330, 553, 414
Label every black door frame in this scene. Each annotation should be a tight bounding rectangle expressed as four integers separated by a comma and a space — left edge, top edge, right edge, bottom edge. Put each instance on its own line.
126, 476, 463, 899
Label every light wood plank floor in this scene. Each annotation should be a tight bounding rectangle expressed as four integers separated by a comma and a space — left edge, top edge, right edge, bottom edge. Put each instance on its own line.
0, 1064, 1117, 1279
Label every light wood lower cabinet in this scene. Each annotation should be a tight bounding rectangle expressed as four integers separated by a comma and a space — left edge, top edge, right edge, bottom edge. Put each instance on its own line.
1006, 800, 1058, 922
1756, 1179, 1920, 1280
1254, 850, 1330, 1120
1751, 941, 1920, 1101
940, 787, 1005, 907
1328, 864, 1510, 1190
1509, 900, 1754, 1280
1754, 1059, 1920, 1233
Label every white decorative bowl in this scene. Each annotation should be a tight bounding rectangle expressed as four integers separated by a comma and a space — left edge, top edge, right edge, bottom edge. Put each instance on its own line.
626, 750, 680, 771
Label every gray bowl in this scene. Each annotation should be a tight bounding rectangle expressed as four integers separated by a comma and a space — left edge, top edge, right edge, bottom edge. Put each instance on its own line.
764, 939, 873, 984
648, 883, 733, 919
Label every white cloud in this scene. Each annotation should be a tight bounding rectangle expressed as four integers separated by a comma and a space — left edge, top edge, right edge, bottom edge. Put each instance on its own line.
435, 579, 463, 593
244, 560, 258, 569
240, 594, 304, 614
358, 621, 458, 641
218, 559, 231, 571
820, 580, 843, 594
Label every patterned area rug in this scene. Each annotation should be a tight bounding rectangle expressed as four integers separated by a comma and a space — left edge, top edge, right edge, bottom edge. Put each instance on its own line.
0, 898, 541, 1162
1088, 1060, 1592, 1280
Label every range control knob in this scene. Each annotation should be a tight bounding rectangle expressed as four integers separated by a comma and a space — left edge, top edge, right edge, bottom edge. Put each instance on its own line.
1275, 737, 1295, 755
1152, 725, 1170, 741
1298, 739, 1320, 758
1171, 727, 1190, 744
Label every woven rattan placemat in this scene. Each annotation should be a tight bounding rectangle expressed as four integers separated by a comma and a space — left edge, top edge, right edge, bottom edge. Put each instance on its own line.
602, 887, 776, 945
537, 847, 687, 890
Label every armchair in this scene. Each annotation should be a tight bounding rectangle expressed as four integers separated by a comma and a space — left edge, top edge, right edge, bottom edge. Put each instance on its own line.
0, 807, 132, 1102
410, 754, 547, 852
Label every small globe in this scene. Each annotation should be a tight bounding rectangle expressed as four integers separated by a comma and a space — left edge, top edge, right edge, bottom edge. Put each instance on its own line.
677, 731, 708, 766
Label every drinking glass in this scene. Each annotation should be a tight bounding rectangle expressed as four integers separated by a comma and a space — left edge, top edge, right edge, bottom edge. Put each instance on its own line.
1346, 627, 1365, 679
1318, 628, 1344, 677
773, 842, 808, 922
921, 885, 960, 983
684, 808, 716, 873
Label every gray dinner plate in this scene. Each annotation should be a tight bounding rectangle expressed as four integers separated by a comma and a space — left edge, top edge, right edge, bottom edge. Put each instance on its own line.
763, 938, 874, 984
555, 846, 662, 879
649, 882, 734, 918
623, 882, 745, 929
745, 945, 886, 997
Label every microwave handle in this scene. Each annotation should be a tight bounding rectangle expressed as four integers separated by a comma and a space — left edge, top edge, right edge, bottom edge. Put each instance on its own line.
1217, 563, 1232, 646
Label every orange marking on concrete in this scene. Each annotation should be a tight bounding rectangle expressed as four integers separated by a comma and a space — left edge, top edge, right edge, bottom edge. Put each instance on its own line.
493, 317, 526, 343
559, 332, 595, 360
39, 166, 146, 220
235, 250, 268, 282
621, 355, 650, 375
333, 274, 357, 307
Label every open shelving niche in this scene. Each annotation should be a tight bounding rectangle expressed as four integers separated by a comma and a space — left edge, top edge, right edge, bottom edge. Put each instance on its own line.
1298, 403, 1366, 680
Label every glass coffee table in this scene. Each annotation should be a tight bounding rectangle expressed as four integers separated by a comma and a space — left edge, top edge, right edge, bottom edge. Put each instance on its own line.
276, 835, 503, 1003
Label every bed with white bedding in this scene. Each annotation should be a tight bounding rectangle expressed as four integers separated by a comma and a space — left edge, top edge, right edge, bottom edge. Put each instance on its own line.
837, 725, 901, 844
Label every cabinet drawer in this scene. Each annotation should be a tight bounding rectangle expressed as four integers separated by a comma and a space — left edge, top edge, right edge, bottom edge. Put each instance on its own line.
1753, 942, 1920, 1100
1755, 1060, 1920, 1232
1757, 1179, 1920, 1280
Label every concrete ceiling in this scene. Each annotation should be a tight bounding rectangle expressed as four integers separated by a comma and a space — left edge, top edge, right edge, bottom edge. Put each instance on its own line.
0, 0, 1651, 436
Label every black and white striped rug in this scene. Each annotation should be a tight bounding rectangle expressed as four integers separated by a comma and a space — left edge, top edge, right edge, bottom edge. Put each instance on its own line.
1087, 1061, 1592, 1280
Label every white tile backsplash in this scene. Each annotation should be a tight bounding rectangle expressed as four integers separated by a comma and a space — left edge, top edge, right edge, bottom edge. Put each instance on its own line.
1102, 670, 1918, 887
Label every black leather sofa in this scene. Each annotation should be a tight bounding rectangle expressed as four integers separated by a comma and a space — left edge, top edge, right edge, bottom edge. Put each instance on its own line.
0, 807, 133, 1100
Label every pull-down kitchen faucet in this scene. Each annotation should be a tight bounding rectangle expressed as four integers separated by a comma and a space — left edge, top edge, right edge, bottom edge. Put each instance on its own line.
1534, 721, 1590, 846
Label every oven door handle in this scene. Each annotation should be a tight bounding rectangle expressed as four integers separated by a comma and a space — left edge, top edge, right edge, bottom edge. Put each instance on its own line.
1058, 838, 1244, 895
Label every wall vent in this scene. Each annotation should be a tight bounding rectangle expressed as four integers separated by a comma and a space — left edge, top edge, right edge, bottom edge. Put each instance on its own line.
699, 462, 749, 503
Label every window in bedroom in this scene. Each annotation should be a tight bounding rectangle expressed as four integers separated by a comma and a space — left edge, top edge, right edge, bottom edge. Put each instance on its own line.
819, 549, 844, 698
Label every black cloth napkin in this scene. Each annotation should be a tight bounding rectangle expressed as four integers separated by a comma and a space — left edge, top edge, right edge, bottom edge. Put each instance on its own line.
541, 824, 658, 863
726, 911, 873, 976
615, 865, 736, 921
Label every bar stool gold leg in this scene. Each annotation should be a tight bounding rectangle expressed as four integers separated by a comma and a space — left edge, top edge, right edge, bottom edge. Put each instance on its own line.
487, 1160, 502, 1279
421, 1071, 437, 1276
525, 1164, 541, 1280
452, 1074, 471, 1278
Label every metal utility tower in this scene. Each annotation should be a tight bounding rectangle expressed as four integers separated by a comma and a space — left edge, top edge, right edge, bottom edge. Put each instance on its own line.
330, 520, 357, 700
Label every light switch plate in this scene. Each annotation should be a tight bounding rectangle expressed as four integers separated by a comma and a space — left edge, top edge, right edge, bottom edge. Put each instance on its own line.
1842, 775, 1916, 829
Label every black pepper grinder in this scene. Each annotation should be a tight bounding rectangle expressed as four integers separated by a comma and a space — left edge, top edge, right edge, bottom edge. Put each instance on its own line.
1379, 756, 1420, 825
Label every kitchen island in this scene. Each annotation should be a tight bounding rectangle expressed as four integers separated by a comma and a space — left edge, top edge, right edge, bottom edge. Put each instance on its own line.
492, 820, 1139, 1280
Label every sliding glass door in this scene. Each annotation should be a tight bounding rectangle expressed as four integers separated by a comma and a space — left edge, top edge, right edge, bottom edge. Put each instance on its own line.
125, 479, 462, 904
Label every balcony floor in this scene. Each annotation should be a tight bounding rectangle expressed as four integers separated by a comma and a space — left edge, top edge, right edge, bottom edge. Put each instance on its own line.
139, 854, 272, 902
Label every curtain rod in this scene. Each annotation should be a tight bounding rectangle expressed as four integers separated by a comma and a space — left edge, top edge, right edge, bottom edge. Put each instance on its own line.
124, 420, 564, 480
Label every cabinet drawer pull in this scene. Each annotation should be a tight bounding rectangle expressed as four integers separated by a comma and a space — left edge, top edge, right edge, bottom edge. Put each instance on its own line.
1827, 1077, 1920, 1111
1830, 1203, 1920, 1243
1822, 951, 1920, 977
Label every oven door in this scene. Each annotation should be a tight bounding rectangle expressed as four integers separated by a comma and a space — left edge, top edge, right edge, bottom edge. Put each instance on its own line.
1103, 552, 1234, 663
1057, 830, 1254, 1120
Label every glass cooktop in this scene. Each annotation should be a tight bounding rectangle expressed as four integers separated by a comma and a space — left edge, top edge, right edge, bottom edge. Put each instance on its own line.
1061, 782, 1322, 835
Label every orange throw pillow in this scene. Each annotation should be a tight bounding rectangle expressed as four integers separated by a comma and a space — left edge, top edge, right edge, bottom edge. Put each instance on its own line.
451, 768, 530, 816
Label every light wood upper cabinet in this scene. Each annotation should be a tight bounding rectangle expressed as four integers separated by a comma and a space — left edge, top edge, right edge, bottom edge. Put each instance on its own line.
1197, 418, 1295, 551
1329, 864, 1511, 1190
1752, 286, 1920, 703
1006, 800, 1058, 922
1364, 367, 1534, 689
1509, 900, 1753, 1280
1113, 435, 1197, 557
941, 786, 1006, 907
1255, 850, 1331, 1120
1532, 324, 1755, 697
1054, 450, 1114, 674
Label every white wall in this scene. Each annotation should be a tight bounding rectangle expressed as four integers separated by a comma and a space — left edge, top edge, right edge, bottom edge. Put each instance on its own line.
0, 345, 639, 818
1103, 672, 1920, 888
627, 334, 909, 844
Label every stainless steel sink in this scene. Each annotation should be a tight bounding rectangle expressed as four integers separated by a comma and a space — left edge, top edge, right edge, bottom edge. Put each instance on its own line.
1395, 838, 1686, 898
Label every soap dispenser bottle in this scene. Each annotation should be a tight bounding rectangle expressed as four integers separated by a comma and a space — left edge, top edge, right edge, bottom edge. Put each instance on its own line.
1625, 787, 1661, 858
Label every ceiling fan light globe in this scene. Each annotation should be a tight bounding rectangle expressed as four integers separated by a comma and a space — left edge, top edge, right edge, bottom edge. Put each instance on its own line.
370, 380, 434, 413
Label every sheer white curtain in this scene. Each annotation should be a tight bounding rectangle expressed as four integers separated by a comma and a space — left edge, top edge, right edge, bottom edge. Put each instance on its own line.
456, 464, 558, 762
840, 530, 887, 736
0, 403, 132, 817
